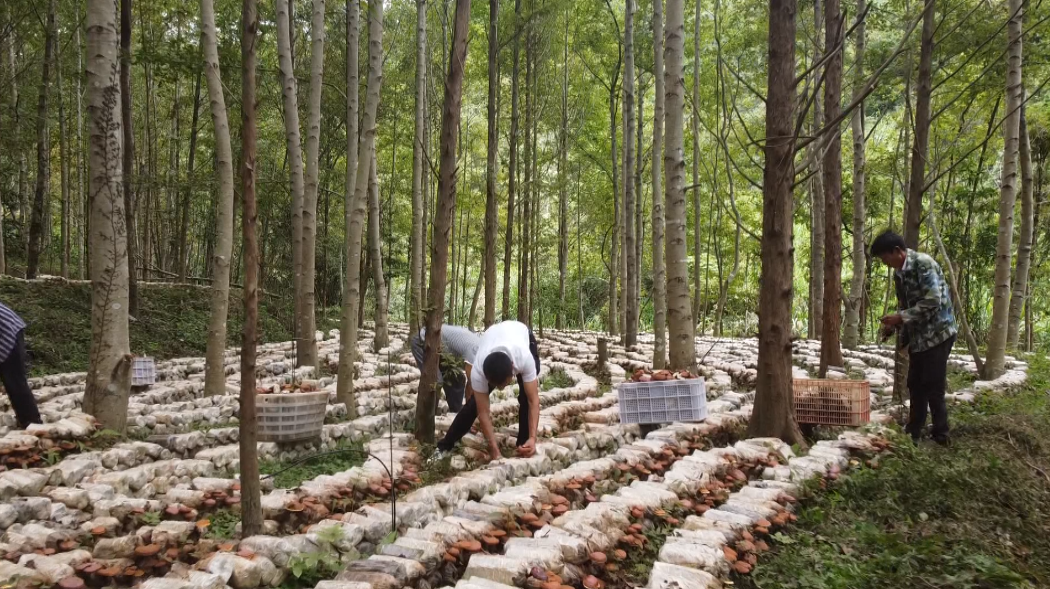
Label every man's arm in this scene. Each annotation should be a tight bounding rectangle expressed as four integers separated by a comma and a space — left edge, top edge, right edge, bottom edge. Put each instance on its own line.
473, 391, 502, 460
900, 264, 945, 324
464, 363, 474, 401
518, 378, 540, 456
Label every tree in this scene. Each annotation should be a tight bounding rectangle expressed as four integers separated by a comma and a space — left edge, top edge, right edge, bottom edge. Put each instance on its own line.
275, 0, 307, 362
367, 149, 389, 351
808, 0, 824, 341
557, 10, 568, 331
984, 0, 1023, 379
26, 0, 56, 280
337, 0, 361, 411
416, 0, 472, 443
337, 0, 382, 411
298, 0, 328, 367
623, 0, 638, 347
1007, 105, 1034, 350
84, 0, 132, 433
201, 0, 237, 398
819, 0, 844, 374
58, 55, 71, 278
503, 0, 522, 321
485, 0, 499, 330
178, 73, 202, 282
664, 0, 695, 370
409, 0, 426, 335
842, 0, 866, 349
904, 0, 935, 249
652, 0, 666, 367
238, 0, 263, 538
747, 0, 804, 446
121, 0, 138, 314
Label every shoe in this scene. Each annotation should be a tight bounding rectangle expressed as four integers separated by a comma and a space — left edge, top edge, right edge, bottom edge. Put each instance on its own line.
427, 449, 450, 465
932, 435, 951, 447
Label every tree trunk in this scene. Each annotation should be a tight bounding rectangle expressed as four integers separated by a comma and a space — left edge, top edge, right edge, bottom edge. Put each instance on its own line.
557, 12, 568, 331
904, 0, 935, 250
84, 0, 132, 432
276, 0, 306, 358
124, 0, 139, 311
609, 86, 620, 336
1006, 104, 1033, 350
200, 0, 237, 398
503, 0, 522, 321
337, 0, 360, 410
652, 0, 667, 368
298, 0, 326, 368
179, 72, 202, 282
819, 0, 844, 374
747, 0, 804, 446
664, 0, 696, 370
623, 0, 638, 347
519, 32, 532, 325
27, 0, 56, 280
691, 0, 701, 330
416, 0, 471, 443
984, 0, 1022, 379
58, 59, 71, 278
238, 0, 263, 538
484, 0, 499, 330
76, 9, 86, 279
367, 150, 389, 350
469, 264, 483, 331
808, 0, 823, 340
409, 0, 426, 334
337, 0, 381, 410
842, 0, 866, 349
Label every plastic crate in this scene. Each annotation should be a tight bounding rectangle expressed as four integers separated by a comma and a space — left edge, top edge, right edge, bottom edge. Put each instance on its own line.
617, 378, 707, 425
793, 378, 870, 426
131, 357, 156, 387
257, 391, 329, 443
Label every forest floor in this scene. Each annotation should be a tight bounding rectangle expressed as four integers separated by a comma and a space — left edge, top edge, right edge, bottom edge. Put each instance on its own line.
0, 278, 342, 375
736, 355, 1050, 589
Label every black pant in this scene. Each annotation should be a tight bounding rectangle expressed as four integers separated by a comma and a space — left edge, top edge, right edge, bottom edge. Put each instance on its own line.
1, 331, 42, 428
906, 335, 955, 441
410, 332, 465, 412
437, 331, 539, 452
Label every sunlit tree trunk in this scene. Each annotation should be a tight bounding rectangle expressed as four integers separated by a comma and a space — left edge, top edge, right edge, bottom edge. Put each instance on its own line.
409, 0, 426, 334
1006, 104, 1033, 350
691, 0, 701, 330
201, 0, 237, 398
819, 0, 844, 374
416, 0, 471, 443
485, 0, 499, 330
27, 0, 56, 279
748, 0, 804, 446
367, 149, 389, 350
337, 0, 381, 410
238, 0, 263, 538
276, 0, 306, 358
503, 0, 522, 321
84, 0, 132, 432
298, 0, 326, 367
984, 0, 1023, 379
842, 0, 866, 349
651, 0, 667, 367
664, 0, 695, 369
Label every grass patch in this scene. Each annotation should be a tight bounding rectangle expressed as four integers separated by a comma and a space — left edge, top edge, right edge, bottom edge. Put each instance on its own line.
738, 355, 1050, 589
3, 278, 298, 376
258, 440, 367, 489
202, 507, 241, 540
542, 367, 575, 391
947, 364, 978, 393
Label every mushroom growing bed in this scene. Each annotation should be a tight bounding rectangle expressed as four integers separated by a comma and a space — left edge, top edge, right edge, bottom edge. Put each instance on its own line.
0, 324, 1021, 589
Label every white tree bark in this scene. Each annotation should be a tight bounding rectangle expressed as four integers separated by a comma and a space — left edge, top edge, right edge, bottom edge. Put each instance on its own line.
298, 0, 326, 368
410, 0, 427, 334
664, 0, 695, 370
84, 0, 132, 433
651, 0, 666, 367
1006, 104, 1033, 349
985, 0, 1024, 378
842, 0, 866, 349
201, 0, 237, 397
367, 148, 389, 350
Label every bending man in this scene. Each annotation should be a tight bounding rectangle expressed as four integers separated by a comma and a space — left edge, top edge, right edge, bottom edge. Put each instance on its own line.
410, 325, 479, 413
434, 320, 540, 460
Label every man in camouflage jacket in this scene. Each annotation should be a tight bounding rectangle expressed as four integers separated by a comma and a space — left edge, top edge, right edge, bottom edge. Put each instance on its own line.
871, 230, 958, 445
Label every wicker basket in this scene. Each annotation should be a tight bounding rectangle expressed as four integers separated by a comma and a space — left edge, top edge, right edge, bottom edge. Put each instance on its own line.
793, 378, 870, 426
617, 378, 707, 425
257, 391, 329, 443
131, 357, 156, 387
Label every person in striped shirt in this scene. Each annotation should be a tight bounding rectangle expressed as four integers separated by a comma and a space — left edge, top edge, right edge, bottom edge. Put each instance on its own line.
0, 303, 42, 428
410, 325, 480, 413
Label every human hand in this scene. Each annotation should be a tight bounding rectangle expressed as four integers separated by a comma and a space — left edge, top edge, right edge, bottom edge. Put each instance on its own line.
880, 313, 903, 327
517, 438, 536, 458
487, 444, 503, 462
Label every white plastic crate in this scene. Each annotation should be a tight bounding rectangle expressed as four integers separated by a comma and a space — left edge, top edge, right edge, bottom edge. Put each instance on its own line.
131, 357, 156, 387
617, 378, 707, 425
257, 391, 329, 443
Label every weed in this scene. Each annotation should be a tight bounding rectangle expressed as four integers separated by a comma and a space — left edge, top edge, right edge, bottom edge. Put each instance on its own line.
281, 551, 343, 589
138, 511, 161, 526
258, 440, 367, 489
203, 508, 241, 540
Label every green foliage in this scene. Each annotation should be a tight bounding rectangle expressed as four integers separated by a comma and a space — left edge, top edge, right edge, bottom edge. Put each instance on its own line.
203, 508, 241, 540
282, 551, 343, 589
542, 367, 575, 391
258, 440, 367, 489
737, 356, 1050, 589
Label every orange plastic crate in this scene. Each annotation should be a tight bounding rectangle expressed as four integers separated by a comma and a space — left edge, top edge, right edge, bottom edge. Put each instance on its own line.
792, 378, 870, 426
